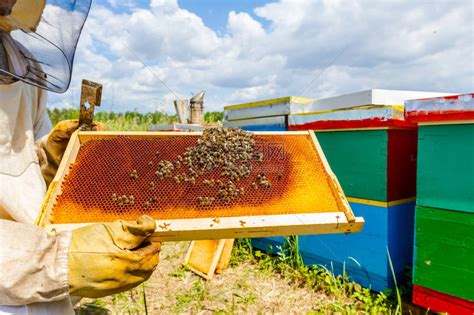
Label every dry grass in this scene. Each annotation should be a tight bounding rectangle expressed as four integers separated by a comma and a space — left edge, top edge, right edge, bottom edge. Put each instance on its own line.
77, 241, 362, 314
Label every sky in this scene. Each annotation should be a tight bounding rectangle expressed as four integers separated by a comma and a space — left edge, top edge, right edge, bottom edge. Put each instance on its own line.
48, 0, 473, 113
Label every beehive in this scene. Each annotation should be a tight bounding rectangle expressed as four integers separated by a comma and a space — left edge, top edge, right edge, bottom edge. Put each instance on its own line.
36, 131, 363, 241
232, 90, 452, 292
406, 93, 474, 313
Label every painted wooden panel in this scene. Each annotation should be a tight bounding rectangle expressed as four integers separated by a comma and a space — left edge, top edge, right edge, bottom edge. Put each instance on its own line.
224, 96, 313, 121
253, 201, 415, 292
223, 116, 286, 128
386, 129, 417, 201
417, 124, 474, 213
413, 285, 474, 315
315, 130, 388, 201
405, 93, 474, 123
413, 206, 474, 301
316, 129, 417, 202
290, 89, 455, 115
240, 125, 287, 131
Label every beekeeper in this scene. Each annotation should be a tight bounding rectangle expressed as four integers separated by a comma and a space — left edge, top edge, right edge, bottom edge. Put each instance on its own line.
0, 1, 160, 314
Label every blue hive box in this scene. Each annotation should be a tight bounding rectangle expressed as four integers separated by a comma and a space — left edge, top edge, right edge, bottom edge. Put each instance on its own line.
251, 200, 415, 292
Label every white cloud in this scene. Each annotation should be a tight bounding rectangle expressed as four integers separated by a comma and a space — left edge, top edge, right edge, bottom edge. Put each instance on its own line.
49, 0, 473, 113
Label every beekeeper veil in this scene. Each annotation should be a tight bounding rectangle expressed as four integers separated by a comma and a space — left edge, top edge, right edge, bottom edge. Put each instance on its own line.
0, 0, 91, 93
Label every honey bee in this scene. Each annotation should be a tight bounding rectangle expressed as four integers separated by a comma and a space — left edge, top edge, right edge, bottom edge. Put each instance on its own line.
260, 180, 271, 189
149, 182, 155, 190
129, 195, 135, 205
111, 193, 117, 202
144, 201, 151, 209
122, 195, 129, 204
150, 195, 157, 203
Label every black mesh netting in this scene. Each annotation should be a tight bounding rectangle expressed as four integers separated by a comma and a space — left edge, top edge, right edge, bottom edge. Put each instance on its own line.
7, 0, 91, 93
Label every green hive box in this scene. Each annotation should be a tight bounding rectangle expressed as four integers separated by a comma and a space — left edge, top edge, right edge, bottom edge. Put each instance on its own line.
417, 124, 474, 213
413, 206, 474, 301
315, 128, 417, 201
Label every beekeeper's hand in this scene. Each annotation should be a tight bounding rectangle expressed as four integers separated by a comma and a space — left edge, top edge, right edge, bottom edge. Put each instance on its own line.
68, 215, 160, 298
38, 119, 106, 186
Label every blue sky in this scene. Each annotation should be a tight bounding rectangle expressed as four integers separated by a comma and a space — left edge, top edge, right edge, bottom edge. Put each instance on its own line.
98, 0, 271, 32
49, 0, 473, 113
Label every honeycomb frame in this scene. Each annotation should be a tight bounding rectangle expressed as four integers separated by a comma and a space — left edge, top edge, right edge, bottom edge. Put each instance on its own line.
36, 131, 364, 241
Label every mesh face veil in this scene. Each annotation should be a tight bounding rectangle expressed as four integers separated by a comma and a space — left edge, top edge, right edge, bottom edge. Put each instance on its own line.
0, 0, 91, 93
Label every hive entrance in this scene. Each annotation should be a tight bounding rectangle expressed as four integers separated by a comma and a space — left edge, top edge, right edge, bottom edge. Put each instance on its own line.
49, 130, 348, 224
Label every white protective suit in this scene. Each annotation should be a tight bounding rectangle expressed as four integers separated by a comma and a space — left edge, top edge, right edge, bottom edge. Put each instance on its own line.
0, 81, 75, 314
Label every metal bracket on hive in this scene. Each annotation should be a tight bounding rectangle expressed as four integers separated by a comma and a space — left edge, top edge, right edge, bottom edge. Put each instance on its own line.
79, 79, 103, 131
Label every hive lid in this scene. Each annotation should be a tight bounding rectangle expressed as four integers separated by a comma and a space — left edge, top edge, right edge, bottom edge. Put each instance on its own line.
36, 130, 364, 241
224, 96, 314, 121
405, 93, 474, 124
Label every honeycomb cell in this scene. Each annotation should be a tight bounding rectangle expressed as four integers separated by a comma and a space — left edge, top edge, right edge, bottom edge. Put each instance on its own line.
50, 133, 346, 224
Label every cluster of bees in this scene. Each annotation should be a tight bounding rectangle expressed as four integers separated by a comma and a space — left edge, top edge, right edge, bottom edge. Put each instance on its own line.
155, 159, 175, 179
255, 174, 272, 189
112, 128, 273, 209
111, 193, 135, 206
217, 180, 245, 203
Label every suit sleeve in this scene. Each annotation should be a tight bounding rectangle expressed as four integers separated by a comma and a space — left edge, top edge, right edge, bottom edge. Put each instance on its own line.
0, 220, 72, 305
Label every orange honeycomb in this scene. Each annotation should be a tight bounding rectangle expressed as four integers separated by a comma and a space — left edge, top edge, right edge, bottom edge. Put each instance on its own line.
50, 134, 347, 223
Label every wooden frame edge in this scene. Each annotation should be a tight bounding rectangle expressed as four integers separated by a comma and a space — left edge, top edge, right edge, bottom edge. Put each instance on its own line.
346, 196, 417, 207
41, 212, 364, 242
308, 131, 355, 222
183, 240, 226, 280
36, 132, 81, 227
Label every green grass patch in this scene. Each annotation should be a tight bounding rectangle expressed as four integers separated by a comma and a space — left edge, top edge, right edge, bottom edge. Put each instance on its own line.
232, 238, 400, 313
48, 108, 223, 131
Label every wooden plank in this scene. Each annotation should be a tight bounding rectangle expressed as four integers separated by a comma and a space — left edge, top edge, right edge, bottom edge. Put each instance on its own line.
35, 132, 81, 226
309, 127, 391, 132
42, 212, 364, 242
183, 239, 226, 280
216, 239, 235, 274
387, 129, 418, 201
78, 130, 309, 142
346, 196, 416, 207
309, 131, 354, 222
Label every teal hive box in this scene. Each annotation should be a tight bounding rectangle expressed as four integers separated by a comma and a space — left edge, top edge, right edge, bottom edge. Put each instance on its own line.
416, 124, 474, 213
314, 128, 417, 202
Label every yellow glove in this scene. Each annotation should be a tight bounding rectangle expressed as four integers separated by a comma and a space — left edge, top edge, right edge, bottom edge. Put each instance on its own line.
68, 215, 160, 298
38, 119, 106, 186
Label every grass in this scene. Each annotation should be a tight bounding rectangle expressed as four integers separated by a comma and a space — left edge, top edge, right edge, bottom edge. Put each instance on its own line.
77, 240, 406, 314
231, 237, 400, 314
47, 108, 224, 131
